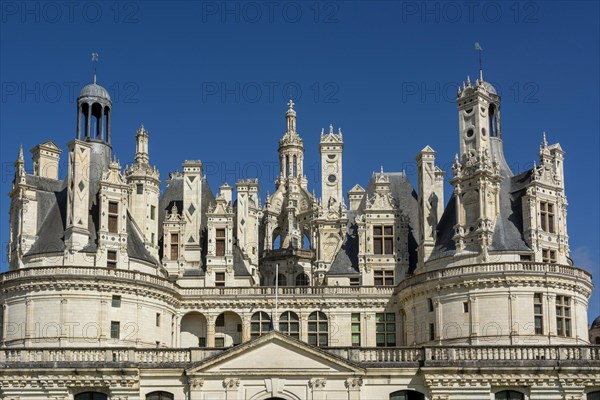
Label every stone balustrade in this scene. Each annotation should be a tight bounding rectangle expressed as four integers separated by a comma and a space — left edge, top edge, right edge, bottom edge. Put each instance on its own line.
2, 345, 598, 366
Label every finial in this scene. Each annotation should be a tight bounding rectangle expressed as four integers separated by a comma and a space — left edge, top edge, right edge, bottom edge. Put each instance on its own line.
287, 99, 295, 110
474, 42, 483, 81
338, 127, 342, 135
329, 124, 333, 135
380, 166, 384, 174
542, 131, 548, 148
91, 52, 99, 84
321, 127, 324, 135
454, 153, 459, 162
18, 144, 24, 162
466, 75, 471, 86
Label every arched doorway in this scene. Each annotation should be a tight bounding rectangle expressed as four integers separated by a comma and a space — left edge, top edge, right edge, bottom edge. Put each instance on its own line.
180, 312, 207, 347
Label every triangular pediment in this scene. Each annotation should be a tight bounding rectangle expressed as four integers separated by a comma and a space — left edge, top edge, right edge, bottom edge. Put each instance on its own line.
348, 184, 365, 193
187, 331, 364, 376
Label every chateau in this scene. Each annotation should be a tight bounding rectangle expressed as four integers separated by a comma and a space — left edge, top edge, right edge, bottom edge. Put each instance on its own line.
1, 68, 599, 400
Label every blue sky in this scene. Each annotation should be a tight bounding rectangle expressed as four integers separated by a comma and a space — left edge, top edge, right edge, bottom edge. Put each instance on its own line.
1, 1, 599, 321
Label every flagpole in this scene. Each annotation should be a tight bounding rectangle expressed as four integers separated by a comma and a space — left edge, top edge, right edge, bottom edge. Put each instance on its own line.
274, 263, 279, 331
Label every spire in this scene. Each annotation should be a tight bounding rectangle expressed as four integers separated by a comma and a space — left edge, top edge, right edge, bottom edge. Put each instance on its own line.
91, 52, 99, 84
17, 144, 24, 163
541, 131, 548, 149
285, 99, 297, 134
135, 124, 150, 164
475, 42, 483, 81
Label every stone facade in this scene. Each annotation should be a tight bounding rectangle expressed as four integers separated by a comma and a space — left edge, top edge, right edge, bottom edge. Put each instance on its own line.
1, 69, 599, 400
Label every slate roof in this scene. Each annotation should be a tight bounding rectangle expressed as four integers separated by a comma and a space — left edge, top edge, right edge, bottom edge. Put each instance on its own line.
329, 172, 420, 275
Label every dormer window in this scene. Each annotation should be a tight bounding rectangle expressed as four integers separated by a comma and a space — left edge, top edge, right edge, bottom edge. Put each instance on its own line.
108, 201, 118, 233
373, 225, 393, 255
216, 229, 225, 256
540, 201, 555, 233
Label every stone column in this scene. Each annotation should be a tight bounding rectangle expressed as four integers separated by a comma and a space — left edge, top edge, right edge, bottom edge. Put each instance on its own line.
308, 378, 327, 400
25, 298, 33, 343
86, 103, 91, 139
572, 298, 579, 341
207, 315, 216, 348
59, 297, 68, 346
99, 108, 105, 140
223, 377, 240, 400
242, 314, 251, 343
174, 314, 181, 347
509, 294, 518, 338
1, 303, 7, 346
300, 312, 309, 343
345, 377, 363, 400
106, 109, 111, 144
364, 312, 376, 347
435, 299, 442, 342
99, 299, 108, 343
547, 294, 557, 338
76, 106, 81, 139
470, 296, 479, 345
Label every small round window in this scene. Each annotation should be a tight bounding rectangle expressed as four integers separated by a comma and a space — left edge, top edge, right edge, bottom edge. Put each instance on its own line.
466, 129, 474, 138
328, 174, 336, 183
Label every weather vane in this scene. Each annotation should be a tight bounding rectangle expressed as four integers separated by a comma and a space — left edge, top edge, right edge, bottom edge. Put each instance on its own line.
474, 42, 483, 80
91, 52, 99, 83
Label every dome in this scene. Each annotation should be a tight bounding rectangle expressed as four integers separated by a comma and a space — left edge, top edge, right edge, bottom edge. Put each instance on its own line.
592, 315, 600, 329
79, 83, 111, 101
480, 80, 497, 95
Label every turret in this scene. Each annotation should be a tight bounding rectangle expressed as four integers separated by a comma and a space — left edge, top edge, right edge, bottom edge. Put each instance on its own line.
319, 124, 344, 207
125, 125, 161, 258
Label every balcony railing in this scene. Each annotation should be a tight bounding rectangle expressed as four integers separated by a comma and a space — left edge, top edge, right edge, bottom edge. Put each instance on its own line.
2, 345, 599, 366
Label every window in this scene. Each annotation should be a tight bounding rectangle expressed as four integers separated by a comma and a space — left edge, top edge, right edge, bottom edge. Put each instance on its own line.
111, 295, 121, 308
279, 311, 300, 339
350, 277, 360, 286
170, 233, 179, 260
276, 273, 287, 286
146, 392, 174, 400
215, 337, 225, 347
156, 313, 161, 327
351, 313, 361, 347
107, 250, 117, 269
429, 323, 435, 341
110, 321, 120, 339
556, 295, 571, 337
308, 311, 328, 347
376, 313, 396, 347
374, 270, 394, 286
534, 293, 544, 334
389, 390, 425, 400
495, 390, 524, 400
150, 205, 156, 220
540, 201, 555, 233
216, 228, 225, 256
216, 313, 225, 327
463, 302, 469, 313
215, 272, 225, 287
373, 225, 394, 254
198, 337, 206, 347
296, 273, 309, 286
151, 232, 155, 245
108, 201, 119, 233
136, 184, 143, 195
427, 298, 434, 312
542, 249, 557, 263
251, 311, 271, 339
588, 392, 600, 400
75, 393, 108, 400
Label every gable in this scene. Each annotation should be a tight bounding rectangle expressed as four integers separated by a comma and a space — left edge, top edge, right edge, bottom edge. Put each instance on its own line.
187, 333, 363, 375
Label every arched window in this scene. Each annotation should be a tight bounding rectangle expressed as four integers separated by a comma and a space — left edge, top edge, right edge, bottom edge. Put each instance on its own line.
280, 311, 300, 339
276, 274, 287, 286
292, 155, 297, 177
389, 390, 425, 400
588, 391, 600, 400
296, 273, 309, 286
251, 311, 271, 338
75, 393, 108, 400
308, 311, 328, 347
146, 392, 174, 400
495, 390, 524, 400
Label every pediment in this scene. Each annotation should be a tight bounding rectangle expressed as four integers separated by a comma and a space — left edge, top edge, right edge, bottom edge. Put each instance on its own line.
187, 332, 363, 376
